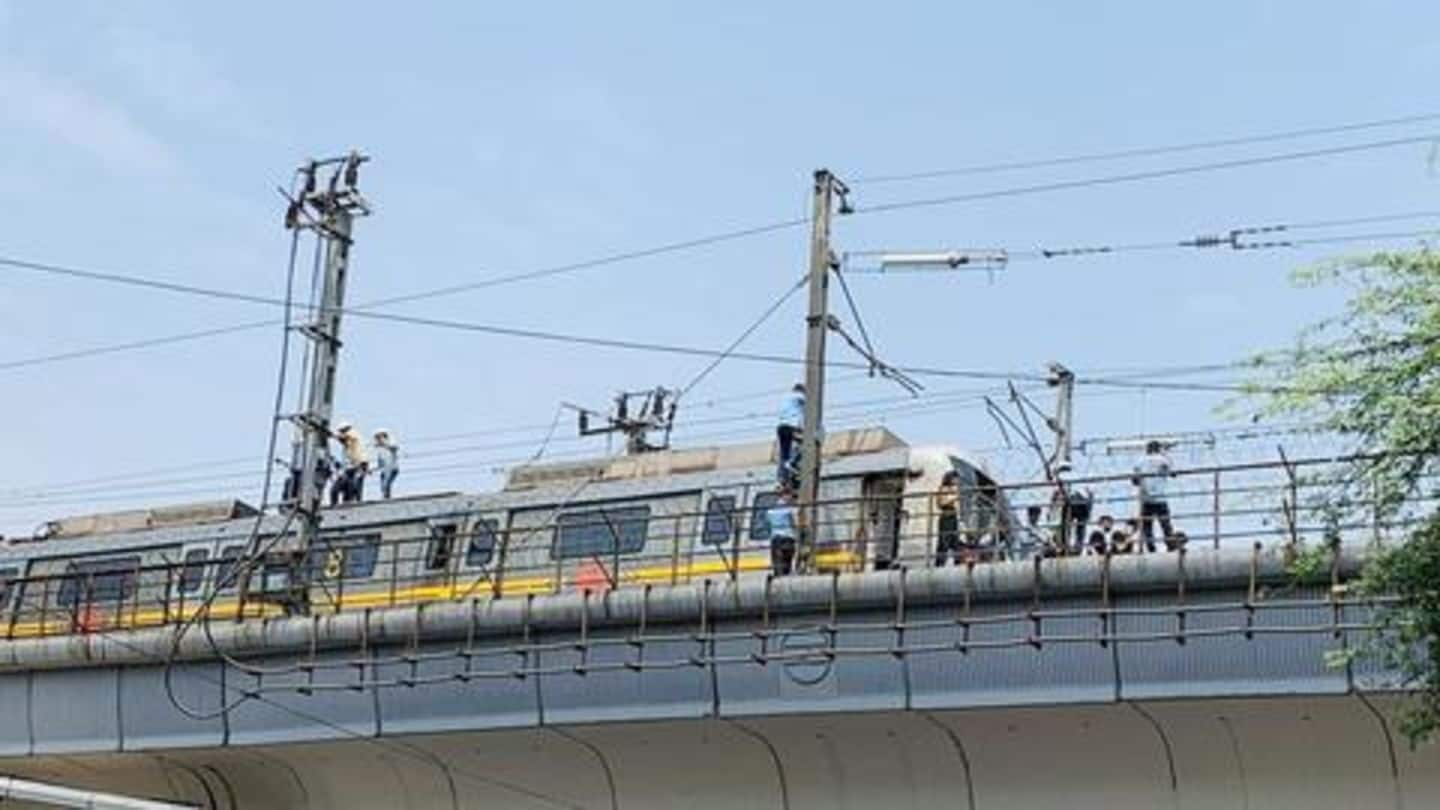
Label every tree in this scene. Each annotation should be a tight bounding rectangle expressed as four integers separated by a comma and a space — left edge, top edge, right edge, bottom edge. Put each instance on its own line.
1244, 246, 1440, 744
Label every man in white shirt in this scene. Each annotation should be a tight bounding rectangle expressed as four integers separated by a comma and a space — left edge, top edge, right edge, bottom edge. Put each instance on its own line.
1133, 440, 1175, 551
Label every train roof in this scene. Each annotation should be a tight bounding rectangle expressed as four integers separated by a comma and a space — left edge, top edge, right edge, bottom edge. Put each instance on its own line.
503, 427, 907, 491
35, 499, 261, 541
4, 427, 934, 554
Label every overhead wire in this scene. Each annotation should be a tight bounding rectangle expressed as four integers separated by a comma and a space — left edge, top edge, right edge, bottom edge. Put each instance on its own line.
850, 110, 1440, 184
0, 339, 1391, 513
844, 214, 1440, 275
0, 382, 1025, 506
0, 375, 881, 503
4, 320, 1415, 518
0, 215, 809, 374
5, 129, 1433, 375
851, 134, 1440, 216
0, 381, 1304, 519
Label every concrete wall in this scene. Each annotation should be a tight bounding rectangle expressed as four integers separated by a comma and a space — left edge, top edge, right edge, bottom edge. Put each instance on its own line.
1, 697, 1434, 809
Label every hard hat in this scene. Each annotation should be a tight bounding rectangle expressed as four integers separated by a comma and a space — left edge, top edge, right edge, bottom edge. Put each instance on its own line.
335, 421, 354, 433
374, 428, 390, 439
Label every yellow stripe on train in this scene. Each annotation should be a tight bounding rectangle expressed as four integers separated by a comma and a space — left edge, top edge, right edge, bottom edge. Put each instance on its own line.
4, 551, 865, 639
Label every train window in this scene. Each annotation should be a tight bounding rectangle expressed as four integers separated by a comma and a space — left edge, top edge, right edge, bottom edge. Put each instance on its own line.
749, 493, 780, 541
180, 549, 209, 594
0, 567, 15, 611
306, 534, 382, 581
343, 534, 382, 578
56, 556, 142, 607
553, 506, 650, 560
426, 523, 457, 571
216, 545, 245, 592
702, 496, 738, 546
466, 519, 498, 567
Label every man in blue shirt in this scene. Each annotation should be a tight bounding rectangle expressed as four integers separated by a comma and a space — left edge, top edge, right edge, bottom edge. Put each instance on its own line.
776, 383, 805, 488
768, 486, 798, 576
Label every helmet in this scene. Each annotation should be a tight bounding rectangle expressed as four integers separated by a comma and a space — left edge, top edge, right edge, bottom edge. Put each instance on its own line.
335, 421, 354, 434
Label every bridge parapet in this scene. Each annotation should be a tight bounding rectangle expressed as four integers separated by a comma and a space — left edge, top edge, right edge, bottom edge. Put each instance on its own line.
0, 542, 1404, 758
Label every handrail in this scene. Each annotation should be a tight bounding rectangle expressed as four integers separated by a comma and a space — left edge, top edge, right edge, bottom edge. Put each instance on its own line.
0, 451, 1419, 641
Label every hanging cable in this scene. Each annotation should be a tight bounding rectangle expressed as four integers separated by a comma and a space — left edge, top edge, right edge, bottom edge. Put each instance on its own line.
677, 274, 807, 399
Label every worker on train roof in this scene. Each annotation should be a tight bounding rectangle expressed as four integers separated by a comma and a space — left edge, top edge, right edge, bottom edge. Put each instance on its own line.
331, 421, 369, 505
373, 428, 399, 500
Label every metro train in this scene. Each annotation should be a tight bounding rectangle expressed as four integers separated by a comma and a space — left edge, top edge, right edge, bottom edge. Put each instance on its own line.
0, 428, 1018, 638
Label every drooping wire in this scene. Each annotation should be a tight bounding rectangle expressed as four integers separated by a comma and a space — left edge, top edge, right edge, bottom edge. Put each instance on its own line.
677, 274, 807, 400
529, 404, 567, 462
161, 176, 319, 717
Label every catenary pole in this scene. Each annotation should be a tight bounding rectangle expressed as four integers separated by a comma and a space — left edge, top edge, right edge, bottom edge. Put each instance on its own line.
798, 169, 841, 570
255, 152, 370, 613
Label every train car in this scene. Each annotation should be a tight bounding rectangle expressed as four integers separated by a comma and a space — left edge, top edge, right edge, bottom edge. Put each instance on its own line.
0, 428, 1017, 638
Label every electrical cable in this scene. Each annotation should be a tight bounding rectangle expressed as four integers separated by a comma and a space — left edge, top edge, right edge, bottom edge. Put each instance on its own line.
2, 207, 1431, 384
372, 218, 807, 308
528, 405, 566, 462
852, 134, 1440, 216
0, 216, 808, 374
0, 383, 1035, 512
11, 386, 1295, 521
159, 214, 312, 719
677, 274, 807, 399
0, 375, 887, 502
3, 212, 1428, 515
4, 130, 1431, 375
0, 320, 277, 372
0, 343, 1386, 512
2, 581, 584, 810
1, 327, 1393, 513
851, 110, 1440, 184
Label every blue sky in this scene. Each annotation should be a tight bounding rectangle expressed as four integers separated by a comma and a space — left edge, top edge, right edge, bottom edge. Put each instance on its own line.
1, 2, 1437, 534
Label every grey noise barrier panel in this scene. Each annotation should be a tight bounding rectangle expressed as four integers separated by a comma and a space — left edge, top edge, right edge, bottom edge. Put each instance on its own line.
0, 544, 1361, 673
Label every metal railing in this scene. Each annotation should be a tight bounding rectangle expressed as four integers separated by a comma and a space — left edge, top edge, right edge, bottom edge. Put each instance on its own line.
0, 452, 1414, 641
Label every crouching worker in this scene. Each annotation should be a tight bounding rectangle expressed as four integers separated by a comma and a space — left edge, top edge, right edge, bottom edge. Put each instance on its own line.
768, 485, 799, 576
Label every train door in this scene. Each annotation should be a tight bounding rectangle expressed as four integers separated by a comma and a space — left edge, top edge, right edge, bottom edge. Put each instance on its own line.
862, 474, 906, 569
814, 476, 863, 570
0, 564, 17, 633
697, 485, 749, 579
417, 517, 463, 601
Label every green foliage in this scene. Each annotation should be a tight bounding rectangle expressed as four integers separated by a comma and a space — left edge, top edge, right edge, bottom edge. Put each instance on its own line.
1286, 542, 1332, 587
1356, 514, 1440, 745
1246, 246, 1440, 745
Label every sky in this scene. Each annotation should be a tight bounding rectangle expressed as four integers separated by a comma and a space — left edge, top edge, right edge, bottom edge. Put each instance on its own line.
1, 1, 1437, 535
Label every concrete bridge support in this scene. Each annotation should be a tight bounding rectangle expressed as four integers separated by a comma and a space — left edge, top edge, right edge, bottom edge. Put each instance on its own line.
2, 695, 1436, 809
